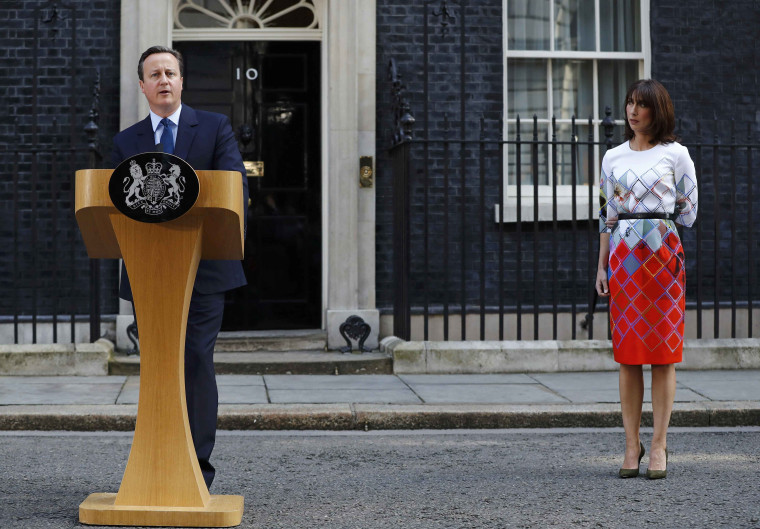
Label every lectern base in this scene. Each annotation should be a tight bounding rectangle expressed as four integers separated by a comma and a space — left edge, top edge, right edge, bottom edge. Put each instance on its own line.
79, 493, 244, 527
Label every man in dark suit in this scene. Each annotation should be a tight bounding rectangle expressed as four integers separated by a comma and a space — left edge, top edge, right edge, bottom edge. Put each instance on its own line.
112, 45, 248, 489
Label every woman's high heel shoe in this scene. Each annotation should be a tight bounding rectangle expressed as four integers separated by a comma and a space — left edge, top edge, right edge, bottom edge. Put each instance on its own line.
619, 441, 645, 478
646, 448, 668, 480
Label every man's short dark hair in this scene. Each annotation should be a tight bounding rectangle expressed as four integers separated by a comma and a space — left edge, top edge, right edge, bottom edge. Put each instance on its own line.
138, 46, 184, 81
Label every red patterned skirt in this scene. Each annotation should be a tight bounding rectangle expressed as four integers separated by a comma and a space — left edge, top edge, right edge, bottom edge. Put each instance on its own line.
608, 230, 685, 365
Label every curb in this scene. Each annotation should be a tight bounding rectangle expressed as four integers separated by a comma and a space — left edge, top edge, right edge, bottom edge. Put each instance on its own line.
1, 402, 759, 431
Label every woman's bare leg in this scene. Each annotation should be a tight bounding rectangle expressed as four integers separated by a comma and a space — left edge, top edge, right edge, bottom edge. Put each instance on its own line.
619, 364, 645, 468
649, 363, 676, 471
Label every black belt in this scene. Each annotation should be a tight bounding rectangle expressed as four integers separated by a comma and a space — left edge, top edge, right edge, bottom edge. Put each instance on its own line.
618, 212, 678, 221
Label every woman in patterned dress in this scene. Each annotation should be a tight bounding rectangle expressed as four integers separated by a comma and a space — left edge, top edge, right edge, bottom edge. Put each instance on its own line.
595, 79, 698, 479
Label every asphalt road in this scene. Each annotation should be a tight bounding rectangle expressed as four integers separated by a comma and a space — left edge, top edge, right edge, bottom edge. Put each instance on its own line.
2, 428, 759, 529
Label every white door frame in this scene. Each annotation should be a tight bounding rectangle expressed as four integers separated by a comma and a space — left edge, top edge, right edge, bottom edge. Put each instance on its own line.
117, 0, 378, 350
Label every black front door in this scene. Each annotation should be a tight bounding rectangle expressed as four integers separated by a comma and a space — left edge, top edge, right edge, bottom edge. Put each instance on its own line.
175, 41, 321, 330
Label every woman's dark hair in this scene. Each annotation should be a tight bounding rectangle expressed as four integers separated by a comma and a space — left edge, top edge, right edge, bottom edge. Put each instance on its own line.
623, 79, 677, 145
138, 46, 184, 81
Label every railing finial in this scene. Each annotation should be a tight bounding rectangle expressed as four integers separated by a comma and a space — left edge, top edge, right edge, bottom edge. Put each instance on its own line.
83, 68, 101, 167
388, 58, 415, 145
602, 106, 615, 149
431, 1, 456, 34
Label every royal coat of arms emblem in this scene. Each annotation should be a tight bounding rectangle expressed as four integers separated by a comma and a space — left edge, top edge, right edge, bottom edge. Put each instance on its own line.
110, 153, 200, 223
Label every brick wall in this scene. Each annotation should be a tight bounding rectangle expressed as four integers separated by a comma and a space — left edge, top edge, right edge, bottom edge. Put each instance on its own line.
376, 1, 508, 312
651, 0, 760, 321
0, 2, 121, 319
651, 1, 760, 136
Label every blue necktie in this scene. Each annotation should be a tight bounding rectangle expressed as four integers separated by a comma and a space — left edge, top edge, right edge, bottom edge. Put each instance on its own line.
160, 118, 174, 154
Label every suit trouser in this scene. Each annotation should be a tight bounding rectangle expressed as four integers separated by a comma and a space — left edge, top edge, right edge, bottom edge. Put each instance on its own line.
184, 291, 226, 489
131, 291, 225, 489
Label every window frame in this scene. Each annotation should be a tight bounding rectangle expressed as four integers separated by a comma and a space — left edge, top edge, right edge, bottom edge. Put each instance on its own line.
499, 0, 651, 222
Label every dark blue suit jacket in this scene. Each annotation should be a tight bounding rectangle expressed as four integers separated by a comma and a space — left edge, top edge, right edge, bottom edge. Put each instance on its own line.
112, 105, 249, 300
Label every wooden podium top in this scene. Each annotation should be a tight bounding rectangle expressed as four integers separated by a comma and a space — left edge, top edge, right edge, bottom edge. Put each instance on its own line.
75, 168, 244, 260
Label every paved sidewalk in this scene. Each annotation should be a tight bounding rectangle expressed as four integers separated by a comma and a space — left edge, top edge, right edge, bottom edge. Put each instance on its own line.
1, 370, 759, 430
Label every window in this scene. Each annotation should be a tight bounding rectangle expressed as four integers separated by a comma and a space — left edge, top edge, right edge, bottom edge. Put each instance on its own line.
173, 0, 322, 34
500, 0, 649, 221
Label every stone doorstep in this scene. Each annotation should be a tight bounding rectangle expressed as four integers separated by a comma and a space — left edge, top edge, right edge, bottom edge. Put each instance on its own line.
1, 402, 759, 431
0, 339, 112, 376
382, 337, 760, 374
109, 351, 394, 376
214, 329, 327, 352
110, 329, 383, 376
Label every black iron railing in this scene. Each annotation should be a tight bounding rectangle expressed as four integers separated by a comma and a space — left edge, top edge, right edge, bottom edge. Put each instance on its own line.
0, 81, 103, 345
0, 3, 110, 345
384, 2, 758, 342
389, 112, 759, 342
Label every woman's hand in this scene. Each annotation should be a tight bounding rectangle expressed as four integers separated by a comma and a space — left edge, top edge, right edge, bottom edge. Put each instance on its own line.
606, 217, 618, 229
596, 268, 610, 297
596, 232, 611, 297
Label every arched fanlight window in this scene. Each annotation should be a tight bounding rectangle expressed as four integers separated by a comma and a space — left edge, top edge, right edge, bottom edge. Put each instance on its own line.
174, 0, 321, 29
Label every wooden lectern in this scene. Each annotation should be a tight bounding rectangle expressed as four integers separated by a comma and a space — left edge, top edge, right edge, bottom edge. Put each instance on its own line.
75, 167, 245, 527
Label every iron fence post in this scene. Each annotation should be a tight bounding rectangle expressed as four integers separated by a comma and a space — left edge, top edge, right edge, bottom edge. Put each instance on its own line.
85, 69, 102, 342
392, 140, 412, 341
389, 59, 414, 340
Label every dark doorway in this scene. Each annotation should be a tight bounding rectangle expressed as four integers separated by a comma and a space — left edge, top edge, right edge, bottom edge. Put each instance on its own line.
175, 41, 322, 330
